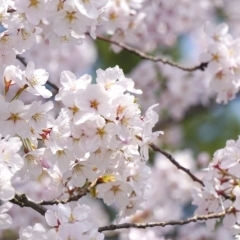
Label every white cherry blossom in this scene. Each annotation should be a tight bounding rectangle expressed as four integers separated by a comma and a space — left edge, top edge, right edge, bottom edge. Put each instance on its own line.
97, 180, 133, 207
17, 148, 46, 180
15, 0, 47, 25
0, 99, 31, 138
50, 1, 92, 36
74, 0, 108, 18
22, 61, 52, 98
27, 101, 54, 133
76, 84, 111, 118
55, 71, 91, 101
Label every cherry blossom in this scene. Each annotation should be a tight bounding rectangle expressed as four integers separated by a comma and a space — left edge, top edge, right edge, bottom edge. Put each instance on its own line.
193, 137, 240, 235
75, 84, 111, 118
97, 180, 133, 208
0, 99, 31, 138
45, 201, 101, 239
15, 0, 47, 26
17, 148, 46, 180
21, 61, 52, 98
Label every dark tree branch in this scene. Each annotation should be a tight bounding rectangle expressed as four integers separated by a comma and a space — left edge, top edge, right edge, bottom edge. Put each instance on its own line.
10, 189, 89, 216
94, 35, 209, 72
10, 193, 47, 216
149, 143, 204, 186
98, 209, 230, 232
16, 55, 27, 66
38, 189, 89, 205
45, 80, 59, 92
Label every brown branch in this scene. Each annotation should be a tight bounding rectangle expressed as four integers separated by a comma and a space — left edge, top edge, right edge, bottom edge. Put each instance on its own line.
149, 143, 204, 186
16, 55, 59, 93
10, 193, 47, 216
94, 35, 208, 72
7, 8, 16, 13
45, 80, 59, 92
16, 55, 27, 66
38, 189, 89, 205
98, 209, 230, 232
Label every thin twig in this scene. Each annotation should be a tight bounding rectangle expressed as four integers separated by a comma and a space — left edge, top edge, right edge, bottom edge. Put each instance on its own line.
38, 189, 89, 205
94, 35, 208, 72
45, 80, 59, 92
16, 55, 27, 66
16, 55, 59, 92
149, 143, 204, 186
98, 209, 230, 232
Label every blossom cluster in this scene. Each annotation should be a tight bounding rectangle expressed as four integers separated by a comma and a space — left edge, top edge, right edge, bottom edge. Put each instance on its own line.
0, 135, 23, 230
119, 150, 234, 240
192, 137, 240, 235
200, 22, 240, 103
0, 136, 23, 202
101, 0, 214, 52
18, 202, 104, 240
0, 0, 108, 68
0, 63, 161, 238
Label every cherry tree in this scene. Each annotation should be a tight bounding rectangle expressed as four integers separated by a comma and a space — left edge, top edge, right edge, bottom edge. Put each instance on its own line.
1, 0, 240, 240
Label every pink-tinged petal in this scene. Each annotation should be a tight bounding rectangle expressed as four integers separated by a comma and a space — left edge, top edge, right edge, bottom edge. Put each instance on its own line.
45, 210, 58, 227
233, 186, 240, 196
223, 214, 236, 229
26, 11, 40, 25
57, 156, 71, 174
73, 175, 86, 187
36, 86, 52, 98
35, 69, 49, 84
73, 110, 95, 125
58, 203, 71, 223
86, 135, 101, 152
8, 100, 24, 114
25, 61, 35, 78
60, 71, 77, 86
116, 192, 129, 208
103, 191, 115, 206
97, 183, 112, 193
